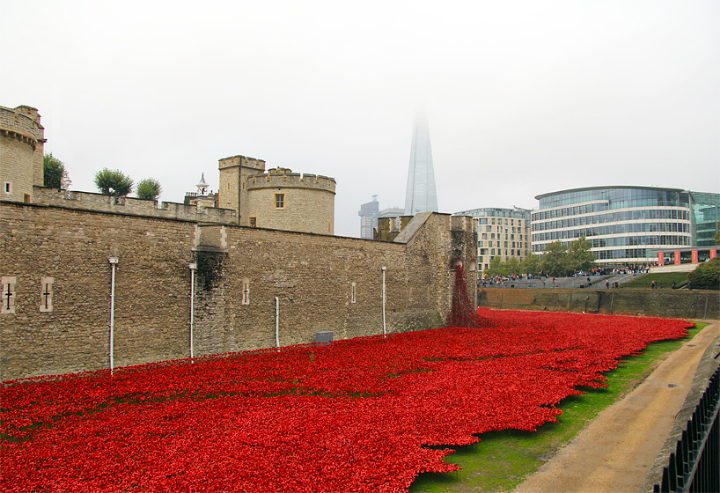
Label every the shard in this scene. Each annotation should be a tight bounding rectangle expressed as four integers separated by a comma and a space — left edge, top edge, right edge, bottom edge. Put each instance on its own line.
404, 112, 439, 215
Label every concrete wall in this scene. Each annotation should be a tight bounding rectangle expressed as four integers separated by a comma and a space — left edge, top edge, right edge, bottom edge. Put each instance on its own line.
478, 287, 720, 320
0, 202, 467, 381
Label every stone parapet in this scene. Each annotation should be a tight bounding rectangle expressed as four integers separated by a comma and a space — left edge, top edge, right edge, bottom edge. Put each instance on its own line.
32, 187, 237, 224
246, 167, 336, 194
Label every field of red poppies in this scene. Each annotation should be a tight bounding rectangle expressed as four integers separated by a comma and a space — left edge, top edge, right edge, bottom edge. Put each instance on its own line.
1, 310, 691, 492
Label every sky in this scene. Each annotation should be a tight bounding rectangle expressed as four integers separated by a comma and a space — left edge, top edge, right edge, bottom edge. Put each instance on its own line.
2, 0, 719, 237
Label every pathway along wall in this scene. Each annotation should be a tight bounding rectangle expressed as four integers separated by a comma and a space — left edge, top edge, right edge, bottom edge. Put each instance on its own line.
478, 288, 720, 320
0, 203, 462, 381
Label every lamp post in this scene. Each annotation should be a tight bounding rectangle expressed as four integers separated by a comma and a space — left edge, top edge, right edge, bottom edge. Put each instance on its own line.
108, 257, 118, 375
189, 263, 197, 361
381, 266, 387, 336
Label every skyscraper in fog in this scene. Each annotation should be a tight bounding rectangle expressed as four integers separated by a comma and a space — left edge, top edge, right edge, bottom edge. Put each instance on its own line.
404, 112, 439, 215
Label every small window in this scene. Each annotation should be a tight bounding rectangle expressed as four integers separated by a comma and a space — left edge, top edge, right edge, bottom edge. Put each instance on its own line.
242, 279, 250, 305
249, 217, 257, 227
40, 277, 54, 312
275, 193, 285, 208
1, 277, 16, 315
3, 182, 11, 194
351, 282, 356, 304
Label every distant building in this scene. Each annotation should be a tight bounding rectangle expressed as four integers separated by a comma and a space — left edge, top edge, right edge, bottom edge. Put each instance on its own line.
404, 112, 438, 215
359, 196, 403, 239
454, 207, 532, 276
531, 186, 720, 265
184, 173, 217, 209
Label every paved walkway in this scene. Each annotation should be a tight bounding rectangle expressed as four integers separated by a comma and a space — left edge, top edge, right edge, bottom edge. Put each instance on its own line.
512, 321, 720, 493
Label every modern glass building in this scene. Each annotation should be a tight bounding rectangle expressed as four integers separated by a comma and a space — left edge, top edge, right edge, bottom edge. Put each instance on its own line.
454, 207, 531, 275
404, 112, 438, 215
531, 186, 719, 265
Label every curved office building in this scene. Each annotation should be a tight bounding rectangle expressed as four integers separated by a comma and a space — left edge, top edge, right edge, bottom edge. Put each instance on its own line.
531, 186, 719, 265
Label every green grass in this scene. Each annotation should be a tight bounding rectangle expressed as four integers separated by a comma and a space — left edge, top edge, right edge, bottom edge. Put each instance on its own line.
622, 272, 690, 289
409, 322, 706, 493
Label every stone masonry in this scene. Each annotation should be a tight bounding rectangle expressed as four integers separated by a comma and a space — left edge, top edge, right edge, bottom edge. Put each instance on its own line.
0, 105, 45, 203
0, 202, 474, 381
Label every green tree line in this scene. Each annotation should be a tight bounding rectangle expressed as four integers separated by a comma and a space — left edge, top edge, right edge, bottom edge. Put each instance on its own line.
485, 236, 596, 278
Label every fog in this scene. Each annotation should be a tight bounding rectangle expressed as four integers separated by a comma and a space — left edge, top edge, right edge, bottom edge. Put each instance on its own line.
2, 0, 718, 236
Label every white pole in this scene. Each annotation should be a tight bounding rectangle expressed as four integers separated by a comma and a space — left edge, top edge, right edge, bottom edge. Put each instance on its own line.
381, 266, 387, 336
275, 296, 280, 349
189, 263, 197, 362
108, 257, 118, 375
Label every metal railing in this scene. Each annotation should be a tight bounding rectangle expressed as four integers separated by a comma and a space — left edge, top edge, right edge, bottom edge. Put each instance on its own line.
654, 365, 720, 493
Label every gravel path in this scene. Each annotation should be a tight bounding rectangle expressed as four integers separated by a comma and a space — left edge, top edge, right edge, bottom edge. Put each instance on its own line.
512, 321, 720, 493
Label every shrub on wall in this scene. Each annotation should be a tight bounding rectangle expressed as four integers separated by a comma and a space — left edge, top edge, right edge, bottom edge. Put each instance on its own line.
688, 258, 720, 290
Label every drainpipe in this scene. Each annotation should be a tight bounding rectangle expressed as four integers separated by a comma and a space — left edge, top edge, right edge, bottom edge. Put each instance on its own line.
381, 266, 387, 336
108, 257, 118, 375
275, 296, 280, 349
189, 263, 197, 362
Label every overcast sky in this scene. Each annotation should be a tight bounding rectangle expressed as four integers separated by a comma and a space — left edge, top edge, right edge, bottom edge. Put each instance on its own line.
2, 0, 718, 237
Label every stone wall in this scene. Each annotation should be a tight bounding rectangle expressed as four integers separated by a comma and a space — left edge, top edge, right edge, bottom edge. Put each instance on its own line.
0, 105, 45, 203
478, 287, 720, 319
247, 185, 335, 235
1, 203, 466, 381
33, 187, 237, 224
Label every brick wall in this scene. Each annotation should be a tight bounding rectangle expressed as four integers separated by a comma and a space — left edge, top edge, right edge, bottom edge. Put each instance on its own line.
1, 203, 465, 381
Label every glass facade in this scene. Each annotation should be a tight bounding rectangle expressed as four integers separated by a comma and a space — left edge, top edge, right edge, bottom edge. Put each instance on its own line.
531, 187, 711, 265
689, 191, 720, 247
404, 113, 439, 215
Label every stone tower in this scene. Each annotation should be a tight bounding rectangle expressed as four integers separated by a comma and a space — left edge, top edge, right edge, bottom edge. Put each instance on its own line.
217, 155, 267, 224
0, 105, 46, 203
404, 111, 438, 216
218, 155, 336, 235
246, 167, 336, 235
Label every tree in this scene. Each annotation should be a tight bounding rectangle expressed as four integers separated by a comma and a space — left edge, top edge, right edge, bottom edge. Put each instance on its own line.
521, 254, 542, 276
565, 236, 597, 273
485, 256, 503, 277
95, 168, 133, 197
43, 153, 70, 189
136, 178, 162, 201
504, 257, 521, 276
714, 218, 720, 245
688, 258, 719, 290
541, 240, 569, 276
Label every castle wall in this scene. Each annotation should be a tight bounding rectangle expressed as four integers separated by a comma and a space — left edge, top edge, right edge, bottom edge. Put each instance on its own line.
33, 187, 237, 223
478, 287, 720, 319
1, 202, 463, 381
246, 170, 336, 234
0, 105, 45, 203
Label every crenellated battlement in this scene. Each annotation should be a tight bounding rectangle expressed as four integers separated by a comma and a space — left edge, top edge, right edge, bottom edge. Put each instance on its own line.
218, 154, 266, 171
31, 187, 237, 223
246, 167, 336, 194
0, 105, 45, 150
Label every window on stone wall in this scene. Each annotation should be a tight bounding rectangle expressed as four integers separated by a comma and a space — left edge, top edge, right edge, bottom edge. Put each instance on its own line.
1, 277, 16, 315
39, 277, 54, 312
351, 282, 356, 303
249, 217, 257, 227
242, 278, 250, 305
4, 182, 11, 194
275, 193, 285, 209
